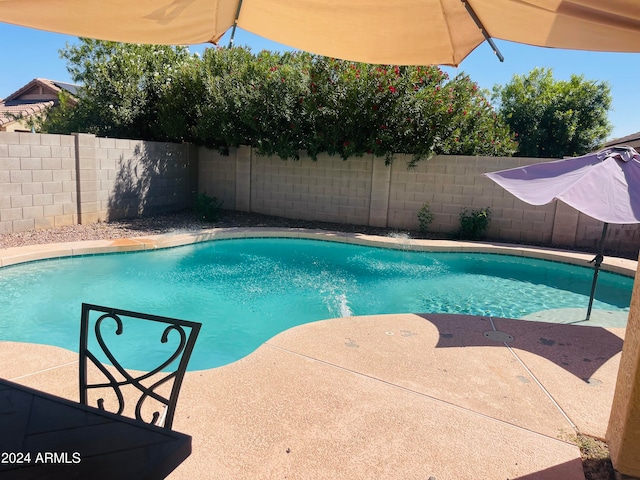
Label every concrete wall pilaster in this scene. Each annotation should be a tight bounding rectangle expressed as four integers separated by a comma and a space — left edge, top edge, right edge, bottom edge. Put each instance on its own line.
369, 157, 391, 227
235, 146, 251, 212
74, 133, 98, 224
551, 202, 580, 247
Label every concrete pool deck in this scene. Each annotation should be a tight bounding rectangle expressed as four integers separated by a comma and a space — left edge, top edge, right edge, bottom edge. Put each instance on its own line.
0, 228, 636, 479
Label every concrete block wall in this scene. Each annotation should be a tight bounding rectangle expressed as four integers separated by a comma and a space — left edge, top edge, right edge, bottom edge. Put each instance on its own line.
248, 150, 372, 224
387, 154, 557, 245
0, 132, 197, 233
198, 147, 237, 210
0, 131, 78, 233
89, 136, 197, 223
2, 131, 638, 257
576, 215, 640, 256
199, 147, 640, 257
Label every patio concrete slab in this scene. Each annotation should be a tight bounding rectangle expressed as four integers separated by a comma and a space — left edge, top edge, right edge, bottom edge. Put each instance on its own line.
0, 341, 77, 380
1, 311, 613, 479
492, 317, 625, 438
174, 341, 583, 480
267, 313, 576, 439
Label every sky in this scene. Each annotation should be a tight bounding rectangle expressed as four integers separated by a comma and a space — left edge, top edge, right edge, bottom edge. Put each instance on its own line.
1, 22, 638, 141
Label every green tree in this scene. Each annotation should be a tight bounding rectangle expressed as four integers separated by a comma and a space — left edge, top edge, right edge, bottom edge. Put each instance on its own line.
41, 38, 197, 140
493, 67, 612, 158
37, 90, 86, 134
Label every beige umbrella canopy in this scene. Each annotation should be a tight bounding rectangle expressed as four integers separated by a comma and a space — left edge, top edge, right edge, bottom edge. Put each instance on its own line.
1, 0, 640, 66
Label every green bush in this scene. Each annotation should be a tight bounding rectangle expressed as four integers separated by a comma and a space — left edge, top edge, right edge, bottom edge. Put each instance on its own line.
459, 207, 491, 240
195, 192, 224, 222
49, 40, 518, 165
417, 203, 434, 232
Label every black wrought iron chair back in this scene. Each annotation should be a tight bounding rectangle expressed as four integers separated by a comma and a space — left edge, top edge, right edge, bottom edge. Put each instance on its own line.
79, 303, 201, 430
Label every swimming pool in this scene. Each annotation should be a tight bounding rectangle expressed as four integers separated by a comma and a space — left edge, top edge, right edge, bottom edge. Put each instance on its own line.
0, 238, 633, 370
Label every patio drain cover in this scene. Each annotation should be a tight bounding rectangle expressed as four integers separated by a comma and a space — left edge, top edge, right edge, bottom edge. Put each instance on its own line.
484, 330, 514, 343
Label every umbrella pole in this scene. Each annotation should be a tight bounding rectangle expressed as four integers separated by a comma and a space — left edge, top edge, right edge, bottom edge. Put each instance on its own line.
586, 222, 609, 320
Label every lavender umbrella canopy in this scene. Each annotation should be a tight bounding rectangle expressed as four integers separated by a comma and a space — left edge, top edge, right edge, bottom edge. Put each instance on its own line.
484, 146, 640, 320
485, 147, 640, 224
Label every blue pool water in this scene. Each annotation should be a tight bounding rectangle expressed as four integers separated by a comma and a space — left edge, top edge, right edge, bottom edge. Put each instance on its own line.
0, 238, 633, 371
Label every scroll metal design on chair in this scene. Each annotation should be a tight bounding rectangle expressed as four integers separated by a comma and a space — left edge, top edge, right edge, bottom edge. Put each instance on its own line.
79, 303, 201, 430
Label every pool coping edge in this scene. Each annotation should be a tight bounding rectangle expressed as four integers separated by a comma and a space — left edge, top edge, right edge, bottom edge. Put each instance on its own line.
0, 227, 637, 277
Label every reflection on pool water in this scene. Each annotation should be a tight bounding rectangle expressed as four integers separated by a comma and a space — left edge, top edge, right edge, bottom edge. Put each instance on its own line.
0, 238, 633, 371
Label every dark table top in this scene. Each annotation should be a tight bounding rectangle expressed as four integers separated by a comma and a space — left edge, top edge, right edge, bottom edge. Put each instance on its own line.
0, 378, 192, 480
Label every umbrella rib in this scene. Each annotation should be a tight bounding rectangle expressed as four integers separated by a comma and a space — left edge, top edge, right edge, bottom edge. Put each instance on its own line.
460, 0, 504, 62
228, 0, 244, 48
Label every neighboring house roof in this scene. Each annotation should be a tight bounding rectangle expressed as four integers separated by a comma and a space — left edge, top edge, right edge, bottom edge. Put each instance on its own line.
604, 131, 640, 149
0, 78, 79, 130
0, 101, 54, 127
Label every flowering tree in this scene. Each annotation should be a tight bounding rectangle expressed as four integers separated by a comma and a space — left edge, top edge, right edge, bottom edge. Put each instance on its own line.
165, 48, 516, 164
45, 41, 516, 163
